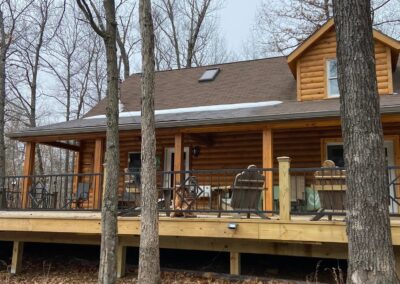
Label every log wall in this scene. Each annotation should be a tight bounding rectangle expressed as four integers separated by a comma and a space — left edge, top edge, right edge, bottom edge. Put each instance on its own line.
298, 28, 393, 101
77, 124, 400, 189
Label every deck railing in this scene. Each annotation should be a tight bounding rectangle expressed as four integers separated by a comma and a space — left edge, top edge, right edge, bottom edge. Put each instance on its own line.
119, 168, 276, 217
1, 163, 400, 220
0, 173, 102, 210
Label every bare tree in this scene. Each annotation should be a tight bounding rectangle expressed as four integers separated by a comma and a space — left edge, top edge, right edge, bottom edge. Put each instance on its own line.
152, 0, 225, 70
116, 0, 139, 79
8, 0, 65, 175
0, 0, 32, 207
76, 0, 120, 282
252, 0, 400, 56
333, 0, 399, 282
138, 0, 160, 282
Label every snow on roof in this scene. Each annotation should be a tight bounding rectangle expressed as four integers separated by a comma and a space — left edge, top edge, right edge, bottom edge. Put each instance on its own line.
84, 101, 283, 120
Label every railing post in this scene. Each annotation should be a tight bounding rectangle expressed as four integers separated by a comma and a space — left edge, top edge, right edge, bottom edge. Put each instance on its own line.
278, 156, 291, 221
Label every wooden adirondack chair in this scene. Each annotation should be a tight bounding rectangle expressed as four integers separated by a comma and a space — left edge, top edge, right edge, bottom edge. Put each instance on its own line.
230, 165, 268, 219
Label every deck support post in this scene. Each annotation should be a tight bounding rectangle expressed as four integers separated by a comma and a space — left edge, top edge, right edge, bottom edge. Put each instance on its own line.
22, 142, 36, 208
11, 241, 24, 274
230, 251, 241, 275
93, 138, 104, 209
263, 128, 273, 212
278, 156, 291, 221
117, 244, 127, 278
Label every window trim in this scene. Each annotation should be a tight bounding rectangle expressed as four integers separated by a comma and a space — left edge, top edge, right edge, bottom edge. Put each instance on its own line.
326, 58, 339, 98
320, 136, 399, 167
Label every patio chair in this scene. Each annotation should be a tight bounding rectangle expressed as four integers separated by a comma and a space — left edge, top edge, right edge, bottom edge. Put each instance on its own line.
66, 182, 90, 209
229, 165, 268, 219
119, 170, 141, 211
29, 180, 58, 209
311, 160, 346, 221
172, 176, 204, 217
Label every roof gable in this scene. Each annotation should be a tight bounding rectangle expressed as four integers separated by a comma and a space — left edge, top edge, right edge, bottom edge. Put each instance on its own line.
287, 18, 400, 76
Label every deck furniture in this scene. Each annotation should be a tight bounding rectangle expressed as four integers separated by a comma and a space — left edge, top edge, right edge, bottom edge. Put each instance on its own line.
172, 176, 204, 217
119, 170, 141, 210
311, 160, 346, 221
229, 165, 268, 219
29, 180, 58, 209
65, 182, 90, 209
290, 175, 306, 211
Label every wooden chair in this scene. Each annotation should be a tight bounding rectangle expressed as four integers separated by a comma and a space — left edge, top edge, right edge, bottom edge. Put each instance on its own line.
29, 180, 58, 209
311, 160, 346, 221
118, 169, 141, 212
64, 182, 90, 209
172, 176, 203, 217
230, 165, 268, 219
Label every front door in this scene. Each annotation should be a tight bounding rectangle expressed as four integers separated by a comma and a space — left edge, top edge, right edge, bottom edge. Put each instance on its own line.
164, 147, 190, 188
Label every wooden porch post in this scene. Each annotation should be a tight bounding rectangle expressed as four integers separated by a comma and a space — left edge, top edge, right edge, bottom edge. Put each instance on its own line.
93, 139, 105, 209
11, 241, 24, 274
21, 142, 36, 209
174, 133, 184, 186
263, 128, 273, 211
278, 156, 291, 221
72, 151, 81, 196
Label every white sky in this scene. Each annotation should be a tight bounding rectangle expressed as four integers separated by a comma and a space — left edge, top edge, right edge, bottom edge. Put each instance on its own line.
219, 0, 263, 54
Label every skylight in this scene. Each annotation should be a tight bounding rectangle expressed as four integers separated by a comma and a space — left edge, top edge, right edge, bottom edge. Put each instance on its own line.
199, 68, 220, 82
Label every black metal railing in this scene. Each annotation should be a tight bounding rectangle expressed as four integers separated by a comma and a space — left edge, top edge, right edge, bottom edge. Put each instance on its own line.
0, 173, 102, 210
288, 166, 400, 220
1, 166, 400, 220
119, 168, 276, 218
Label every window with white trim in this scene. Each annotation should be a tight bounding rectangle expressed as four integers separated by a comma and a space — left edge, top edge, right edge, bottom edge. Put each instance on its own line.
327, 58, 339, 98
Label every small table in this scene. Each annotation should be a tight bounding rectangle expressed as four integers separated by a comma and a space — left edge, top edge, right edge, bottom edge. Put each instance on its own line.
211, 185, 231, 217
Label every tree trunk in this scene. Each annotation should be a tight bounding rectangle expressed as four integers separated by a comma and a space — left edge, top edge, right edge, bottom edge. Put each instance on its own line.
0, 10, 6, 208
138, 0, 160, 283
97, 1, 120, 283
333, 1, 399, 283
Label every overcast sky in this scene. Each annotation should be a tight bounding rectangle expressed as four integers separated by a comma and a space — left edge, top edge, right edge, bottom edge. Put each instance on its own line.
219, 0, 263, 55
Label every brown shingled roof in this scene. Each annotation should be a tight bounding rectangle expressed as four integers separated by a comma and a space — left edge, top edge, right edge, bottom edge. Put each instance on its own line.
85, 57, 297, 117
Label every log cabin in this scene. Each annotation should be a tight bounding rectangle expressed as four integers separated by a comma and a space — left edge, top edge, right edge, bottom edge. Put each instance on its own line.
2, 19, 400, 276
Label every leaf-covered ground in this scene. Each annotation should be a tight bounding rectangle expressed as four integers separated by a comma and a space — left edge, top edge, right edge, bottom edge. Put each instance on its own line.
0, 242, 345, 283
0, 262, 294, 284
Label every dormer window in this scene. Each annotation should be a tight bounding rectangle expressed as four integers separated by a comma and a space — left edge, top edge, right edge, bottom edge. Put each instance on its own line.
327, 58, 339, 98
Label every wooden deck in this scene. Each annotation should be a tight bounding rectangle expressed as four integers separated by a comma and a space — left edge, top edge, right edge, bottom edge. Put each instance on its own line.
2, 211, 400, 276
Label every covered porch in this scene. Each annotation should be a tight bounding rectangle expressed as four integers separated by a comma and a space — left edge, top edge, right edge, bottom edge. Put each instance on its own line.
2, 115, 400, 219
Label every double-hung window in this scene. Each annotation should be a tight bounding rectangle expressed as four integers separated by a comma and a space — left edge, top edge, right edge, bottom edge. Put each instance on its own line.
327, 58, 339, 98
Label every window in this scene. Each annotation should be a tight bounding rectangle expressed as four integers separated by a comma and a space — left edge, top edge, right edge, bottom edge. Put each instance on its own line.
326, 144, 345, 167
128, 152, 141, 172
327, 59, 339, 98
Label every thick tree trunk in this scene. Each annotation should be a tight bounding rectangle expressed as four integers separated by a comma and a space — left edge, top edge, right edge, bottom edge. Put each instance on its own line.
333, 1, 399, 283
97, 0, 120, 283
138, 0, 160, 283
0, 10, 6, 208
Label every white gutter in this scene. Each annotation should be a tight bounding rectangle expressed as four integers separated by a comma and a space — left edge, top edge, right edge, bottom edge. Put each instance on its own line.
85, 101, 282, 119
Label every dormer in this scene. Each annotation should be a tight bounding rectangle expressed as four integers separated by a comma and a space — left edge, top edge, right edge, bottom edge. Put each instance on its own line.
287, 19, 400, 101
